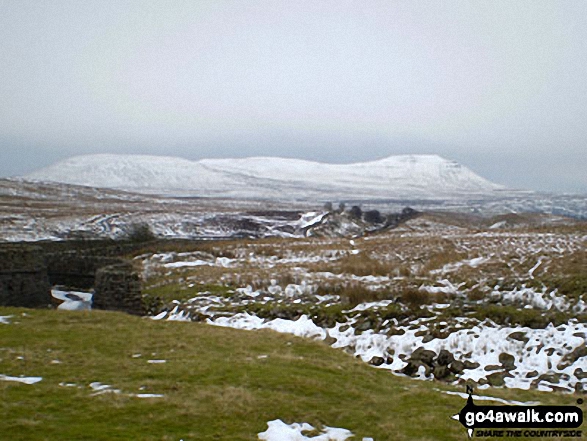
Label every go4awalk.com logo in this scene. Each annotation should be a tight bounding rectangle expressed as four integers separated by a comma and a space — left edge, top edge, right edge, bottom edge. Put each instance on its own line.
452, 386, 583, 438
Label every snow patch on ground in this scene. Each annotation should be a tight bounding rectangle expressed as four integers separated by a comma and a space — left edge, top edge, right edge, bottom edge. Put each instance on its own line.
431, 256, 491, 274
491, 286, 573, 311
89, 381, 164, 398
89, 382, 121, 395
163, 260, 211, 269
52, 288, 93, 311
258, 419, 356, 441
206, 311, 587, 393
210, 314, 327, 340
299, 212, 328, 230
330, 318, 587, 392
350, 300, 395, 312
0, 374, 42, 384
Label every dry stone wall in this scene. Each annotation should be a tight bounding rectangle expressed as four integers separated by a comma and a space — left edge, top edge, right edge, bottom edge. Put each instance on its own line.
0, 245, 51, 307
0, 242, 143, 314
93, 262, 143, 315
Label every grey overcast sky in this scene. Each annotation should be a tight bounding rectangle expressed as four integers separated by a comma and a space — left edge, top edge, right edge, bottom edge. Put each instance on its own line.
1, 1, 586, 192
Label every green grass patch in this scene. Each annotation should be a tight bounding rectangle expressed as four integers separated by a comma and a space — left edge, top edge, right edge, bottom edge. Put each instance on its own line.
469, 304, 584, 329
142, 283, 235, 314
1, 307, 579, 440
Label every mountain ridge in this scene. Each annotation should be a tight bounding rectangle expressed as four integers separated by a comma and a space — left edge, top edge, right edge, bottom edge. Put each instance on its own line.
25, 153, 506, 201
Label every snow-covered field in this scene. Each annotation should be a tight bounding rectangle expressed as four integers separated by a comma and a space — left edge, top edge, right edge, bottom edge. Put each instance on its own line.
2, 175, 586, 243
140, 222, 587, 395
154, 300, 587, 393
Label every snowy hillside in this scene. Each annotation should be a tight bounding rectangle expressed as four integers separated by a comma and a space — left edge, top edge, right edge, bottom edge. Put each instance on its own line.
26, 154, 505, 200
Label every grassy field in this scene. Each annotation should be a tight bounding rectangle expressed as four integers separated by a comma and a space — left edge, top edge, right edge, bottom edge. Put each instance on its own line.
0, 307, 583, 440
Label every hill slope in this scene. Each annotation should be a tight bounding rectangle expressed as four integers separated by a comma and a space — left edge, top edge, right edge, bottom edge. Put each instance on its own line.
0, 307, 570, 441
26, 154, 505, 200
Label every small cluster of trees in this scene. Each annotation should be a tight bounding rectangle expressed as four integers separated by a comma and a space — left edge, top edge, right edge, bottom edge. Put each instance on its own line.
323, 202, 346, 213
124, 222, 156, 242
323, 202, 384, 225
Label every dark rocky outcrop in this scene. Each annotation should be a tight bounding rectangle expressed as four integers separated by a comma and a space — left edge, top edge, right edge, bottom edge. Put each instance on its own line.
398, 347, 480, 382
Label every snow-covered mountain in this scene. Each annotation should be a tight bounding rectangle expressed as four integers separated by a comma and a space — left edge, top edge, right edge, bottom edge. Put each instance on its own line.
26, 154, 505, 200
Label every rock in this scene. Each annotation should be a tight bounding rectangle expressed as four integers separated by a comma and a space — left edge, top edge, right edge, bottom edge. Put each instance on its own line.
400, 361, 419, 377
386, 328, 405, 336
323, 335, 337, 346
319, 316, 337, 329
436, 349, 455, 366
449, 360, 465, 374
190, 311, 208, 322
575, 368, 587, 380
355, 318, 373, 332
484, 365, 502, 371
463, 360, 481, 370
558, 344, 587, 370
530, 373, 564, 390
537, 373, 561, 384
499, 352, 516, 371
487, 371, 508, 387
400, 360, 431, 377
549, 385, 572, 393
369, 356, 385, 366
410, 347, 436, 366
526, 370, 539, 378
433, 365, 452, 380
422, 334, 435, 343
508, 331, 529, 343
